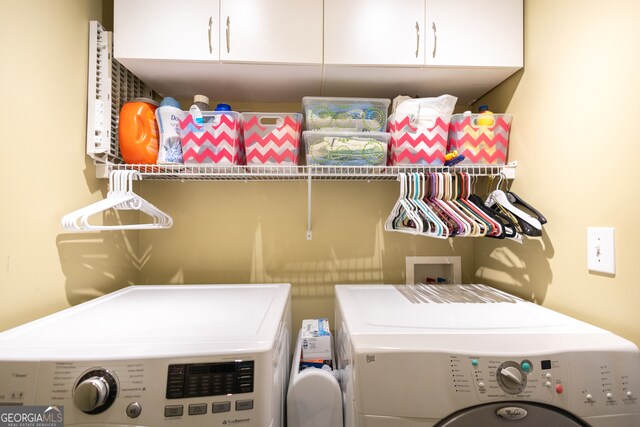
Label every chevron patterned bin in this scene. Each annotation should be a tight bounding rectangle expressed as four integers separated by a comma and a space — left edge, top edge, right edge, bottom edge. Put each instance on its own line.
388, 114, 450, 165
448, 114, 512, 165
179, 111, 243, 165
241, 113, 302, 166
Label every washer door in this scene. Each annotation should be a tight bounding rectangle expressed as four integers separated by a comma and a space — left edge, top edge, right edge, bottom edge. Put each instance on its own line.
435, 402, 588, 427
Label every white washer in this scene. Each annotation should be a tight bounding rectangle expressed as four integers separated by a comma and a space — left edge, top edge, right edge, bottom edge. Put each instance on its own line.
0, 284, 291, 427
335, 284, 640, 427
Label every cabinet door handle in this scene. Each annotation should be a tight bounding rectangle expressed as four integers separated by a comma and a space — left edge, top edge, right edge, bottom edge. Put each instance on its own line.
226, 16, 230, 54
432, 22, 437, 58
208, 16, 213, 54
415, 21, 420, 58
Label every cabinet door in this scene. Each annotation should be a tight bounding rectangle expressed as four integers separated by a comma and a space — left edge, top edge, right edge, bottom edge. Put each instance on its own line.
114, 0, 219, 61
219, 0, 322, 64
425, 0, 523, 67
324, 0, 425, 66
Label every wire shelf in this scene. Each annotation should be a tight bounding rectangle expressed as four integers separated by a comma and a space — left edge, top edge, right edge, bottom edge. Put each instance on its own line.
104, 162, 517, 181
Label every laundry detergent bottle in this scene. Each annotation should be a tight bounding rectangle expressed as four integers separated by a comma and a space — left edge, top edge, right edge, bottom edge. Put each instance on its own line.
118, 98, 160, 164
476, 104, 495, 127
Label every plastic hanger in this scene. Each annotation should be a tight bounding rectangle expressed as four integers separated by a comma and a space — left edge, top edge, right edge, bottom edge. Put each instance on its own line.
62, 170, 173, 231
422, 172, 459, 238
448, 172, 487, 237
454, 172, 494, 237
81, 171, 172, 230
468, 194, 510, 239
506, 191, 547, 224
62, 171, 137, 230
435, 172, 473, 237
485, 188, 542, 230
414, 173, 448, 238
385, 173, 423, 235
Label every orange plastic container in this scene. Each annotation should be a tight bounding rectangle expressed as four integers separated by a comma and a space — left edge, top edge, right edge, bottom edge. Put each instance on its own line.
118, 98, 159, 164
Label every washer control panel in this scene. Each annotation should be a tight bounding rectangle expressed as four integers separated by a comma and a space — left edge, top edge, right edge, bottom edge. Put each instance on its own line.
166, 361, 254, 399
0, 357, 262, 426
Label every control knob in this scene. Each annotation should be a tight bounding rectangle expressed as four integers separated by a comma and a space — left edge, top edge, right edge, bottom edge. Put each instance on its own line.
496, 362, 527, 395
73, 369, 118, 414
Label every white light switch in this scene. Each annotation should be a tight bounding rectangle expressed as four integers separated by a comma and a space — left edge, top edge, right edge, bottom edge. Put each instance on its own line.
587, 227, 616, 275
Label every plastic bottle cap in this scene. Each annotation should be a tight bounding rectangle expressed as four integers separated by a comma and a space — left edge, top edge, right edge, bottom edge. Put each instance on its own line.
215, 103, 232, 111
478, 105, 490, 112
194, 94, 210, 104
160, 97, 181, 108
132, 97, 159, 107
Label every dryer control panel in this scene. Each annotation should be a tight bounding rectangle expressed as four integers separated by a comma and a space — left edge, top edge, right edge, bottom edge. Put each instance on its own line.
448, 354, 564, 404
446, 352, 640, 417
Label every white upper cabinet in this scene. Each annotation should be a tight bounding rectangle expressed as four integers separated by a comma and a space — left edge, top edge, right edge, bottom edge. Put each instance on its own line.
322, 0, 523, 104
425, 0, 523, 67
114, 0, 219, 61
324, 0, 522, 68
324, 0, 425, 66
113, 0, 323, 101
113, 0, 522, 103
220, 0, 322, 64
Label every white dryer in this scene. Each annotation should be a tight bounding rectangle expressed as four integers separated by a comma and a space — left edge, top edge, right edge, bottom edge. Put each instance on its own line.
335, 284, 640, 427
0, 284, 291, 427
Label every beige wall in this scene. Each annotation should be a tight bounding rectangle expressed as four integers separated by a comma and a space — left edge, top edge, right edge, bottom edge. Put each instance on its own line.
139, 179, 473, 331
2, 0, 640, 350
0, 0, 137, 331
473, 0, 640, 346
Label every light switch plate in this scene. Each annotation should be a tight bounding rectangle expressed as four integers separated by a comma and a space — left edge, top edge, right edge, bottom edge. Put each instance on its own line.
587, 227, 616, 275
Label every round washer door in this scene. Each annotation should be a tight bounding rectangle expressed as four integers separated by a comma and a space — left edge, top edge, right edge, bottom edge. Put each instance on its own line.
435, 402, 588, 427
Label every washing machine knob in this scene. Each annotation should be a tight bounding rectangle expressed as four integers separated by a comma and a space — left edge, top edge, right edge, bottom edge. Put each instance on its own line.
500, 367, 524, 385
74, 370, 117, 414
496, 363, 527, 394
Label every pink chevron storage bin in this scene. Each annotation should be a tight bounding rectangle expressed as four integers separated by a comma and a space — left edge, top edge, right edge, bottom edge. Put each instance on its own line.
388, 114, 450, 165
179, 111, 244, 165
448, 114, 512, 164
241, 113, 302, 165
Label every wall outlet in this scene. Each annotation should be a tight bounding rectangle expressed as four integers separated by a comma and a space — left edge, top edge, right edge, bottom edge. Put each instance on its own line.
587, 227, 615, 275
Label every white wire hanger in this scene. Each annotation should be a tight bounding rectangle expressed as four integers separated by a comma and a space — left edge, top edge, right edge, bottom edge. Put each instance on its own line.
61, 170, 173, 231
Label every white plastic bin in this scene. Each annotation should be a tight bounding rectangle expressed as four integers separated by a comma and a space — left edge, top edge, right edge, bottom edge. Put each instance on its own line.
303, 131, 390, 166
303, 96, 390, 132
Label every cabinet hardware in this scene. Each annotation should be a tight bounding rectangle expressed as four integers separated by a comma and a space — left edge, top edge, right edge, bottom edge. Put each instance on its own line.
226, 16, 231, 54
432, 22, 437, 58
208, 16, 213, 54
415, 21, 420, 58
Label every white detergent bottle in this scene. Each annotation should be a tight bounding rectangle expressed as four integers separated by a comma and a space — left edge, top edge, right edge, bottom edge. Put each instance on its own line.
156, 97, 186, 164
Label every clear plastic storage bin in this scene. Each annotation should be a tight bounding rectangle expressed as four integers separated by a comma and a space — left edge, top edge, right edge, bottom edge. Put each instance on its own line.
179, 111, 244, 165
241, 113, 302, 166
448, 113, 512, 165
388, 114, 451, 165
302, 97, 391, 132
303, 131, 390, 166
